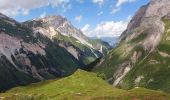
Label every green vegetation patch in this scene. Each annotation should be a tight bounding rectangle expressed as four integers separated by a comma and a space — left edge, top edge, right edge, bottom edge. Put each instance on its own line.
1, 70, 169, 100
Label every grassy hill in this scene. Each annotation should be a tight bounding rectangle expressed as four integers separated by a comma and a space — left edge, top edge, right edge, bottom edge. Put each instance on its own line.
0, 69, 169, 100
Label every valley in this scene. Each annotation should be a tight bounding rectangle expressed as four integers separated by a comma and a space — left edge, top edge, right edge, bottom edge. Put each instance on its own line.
0, 0, 170, 100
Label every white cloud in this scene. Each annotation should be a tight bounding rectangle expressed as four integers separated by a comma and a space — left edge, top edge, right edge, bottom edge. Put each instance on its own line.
126, 15, 132, 21
23, 10, 29, 16
82, 20, 129, 37
75, 15, 83, 23
77, 0, 84, 3
49, 0, 70, 7
116, 0, 137, 7
40, 12, 47, 18
63, 4, 72, 12
97, 11, 103, 16
92, 0, 105, 5
109, 0, 136, 15
110, 7, 121, 14
0, 0, 70, 16
81, 24, 90, 32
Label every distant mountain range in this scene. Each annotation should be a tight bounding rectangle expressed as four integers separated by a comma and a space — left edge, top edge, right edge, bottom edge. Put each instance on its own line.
90, 37, 119, 47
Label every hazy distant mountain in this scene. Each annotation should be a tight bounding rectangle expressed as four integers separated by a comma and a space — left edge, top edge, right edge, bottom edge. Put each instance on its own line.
90, 37, 119, 47
100, 37, 119, 47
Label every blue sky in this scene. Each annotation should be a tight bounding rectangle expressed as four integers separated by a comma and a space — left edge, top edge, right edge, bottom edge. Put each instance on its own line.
0, 0, 149, 37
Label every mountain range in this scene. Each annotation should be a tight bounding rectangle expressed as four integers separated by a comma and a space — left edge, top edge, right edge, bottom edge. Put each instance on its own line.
1, 0, 170, 100
91, 37, 119, 47
0, 13, 111, 91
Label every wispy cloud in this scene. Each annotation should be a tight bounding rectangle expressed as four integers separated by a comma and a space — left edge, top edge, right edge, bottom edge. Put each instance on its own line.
40, 12, 47, 18
77, 0, 84, 3
97, 11, 103, 16
116, 0, 137, 7
81, 24, 90, 32
75, 15, 83, 23
92, 0, 105, 5
109, 0, 137, 15
110, 7, 121, 14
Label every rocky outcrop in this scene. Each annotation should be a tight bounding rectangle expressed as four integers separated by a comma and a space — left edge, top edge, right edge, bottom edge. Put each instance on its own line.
121, 0, 170, 50
112, 51, 141, 86
0, 33, 47, 78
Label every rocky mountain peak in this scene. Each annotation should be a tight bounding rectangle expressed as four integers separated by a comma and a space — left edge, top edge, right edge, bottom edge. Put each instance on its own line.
23, 14, 112, 58
23, 15, 93, 48
121, 0, 170, 50
0, 13, 7, 19
42, 15, 66, 20
24, 15, 79, 36
37, 15, 70, 28
0, 13, 17, 26
145, 0, 170, 17
150, 0, 169, 4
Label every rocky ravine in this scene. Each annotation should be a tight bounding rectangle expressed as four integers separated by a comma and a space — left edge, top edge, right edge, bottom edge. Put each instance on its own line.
94, 0, 170, 93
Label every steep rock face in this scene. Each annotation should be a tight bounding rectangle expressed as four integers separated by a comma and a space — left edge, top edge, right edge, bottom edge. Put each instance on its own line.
94, 0, 170, 93
23, 16, 111, 65
24, 16, 94, 48
0, 13, 83, 91
121, 0, 170, 50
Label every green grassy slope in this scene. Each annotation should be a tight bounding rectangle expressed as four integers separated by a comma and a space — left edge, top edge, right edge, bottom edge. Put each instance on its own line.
0, 70, 169, 100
